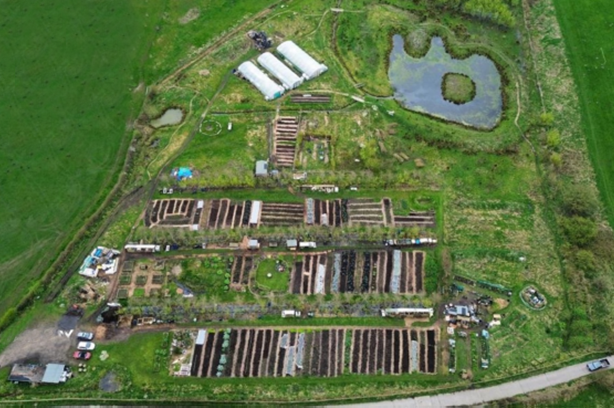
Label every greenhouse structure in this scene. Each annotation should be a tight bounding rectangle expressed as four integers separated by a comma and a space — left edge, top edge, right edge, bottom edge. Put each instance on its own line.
237, 61, 285, 100
276, 41, 328, 80
257, 52, 303, 90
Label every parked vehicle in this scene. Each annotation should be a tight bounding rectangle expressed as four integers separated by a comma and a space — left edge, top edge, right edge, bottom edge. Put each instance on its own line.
77, 341, 95, 351
72, 351, 92, 360
77, 332, 94, 341
281, 310, 301, 318
587, 358, 610, 372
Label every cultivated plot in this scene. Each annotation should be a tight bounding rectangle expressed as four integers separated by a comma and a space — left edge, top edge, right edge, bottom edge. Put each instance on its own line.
290, 250, 426, 295
188, 327, 437, 378
145, 198, 435, 229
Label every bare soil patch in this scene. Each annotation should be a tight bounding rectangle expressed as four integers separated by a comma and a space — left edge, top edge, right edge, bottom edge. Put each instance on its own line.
495, 298, 510, 309
179, 8, 200, 25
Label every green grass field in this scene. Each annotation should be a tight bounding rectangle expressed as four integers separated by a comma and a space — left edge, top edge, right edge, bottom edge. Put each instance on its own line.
512, 381, 614, 407
144, 0, 276, 83
554, 0, 614, 228
0, 0, 163, 315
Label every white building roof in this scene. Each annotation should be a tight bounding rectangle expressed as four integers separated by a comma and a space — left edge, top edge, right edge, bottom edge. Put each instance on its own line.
249, 200, 262, 225
276, 41, 328, 79
248, 239, 260, 249
257, 52, 303, 89
255, 160, 268, 176
196, 330, 206, 345
237, 61, 285, 100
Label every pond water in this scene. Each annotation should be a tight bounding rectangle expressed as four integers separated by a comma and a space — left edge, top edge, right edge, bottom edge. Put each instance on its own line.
388, 35, 503, 129
151, 108, 184, 128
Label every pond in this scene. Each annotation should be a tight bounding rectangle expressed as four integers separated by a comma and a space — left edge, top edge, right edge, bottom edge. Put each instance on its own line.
389, 35, 503, 129
151, 108, 184, 128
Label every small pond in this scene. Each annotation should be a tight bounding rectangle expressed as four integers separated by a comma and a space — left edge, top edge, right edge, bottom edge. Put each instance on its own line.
389, 35, 503, 129
151, 108, 184, 128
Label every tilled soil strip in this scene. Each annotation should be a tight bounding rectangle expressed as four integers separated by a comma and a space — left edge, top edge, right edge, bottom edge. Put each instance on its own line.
319, 330, 330, 377
244, 329, 256, 377
337, 329, 345, 376
351, 329, 361, 373
239, 329, 250, 377
394, 330, 401, 374
268, 330, 280, 376
415, 251, 425, 292
402, 330, 410, 373
419, 330, 426, 373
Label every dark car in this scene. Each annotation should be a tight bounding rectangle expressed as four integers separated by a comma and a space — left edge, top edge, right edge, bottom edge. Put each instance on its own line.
77, 332, 94, 341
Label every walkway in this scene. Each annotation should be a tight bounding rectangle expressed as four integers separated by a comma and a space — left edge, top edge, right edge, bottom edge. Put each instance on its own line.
335, 355, 613, 408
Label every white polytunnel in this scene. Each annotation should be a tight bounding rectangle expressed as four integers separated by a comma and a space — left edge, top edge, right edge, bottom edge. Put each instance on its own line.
257, 52, 303, 90
276, 40, 328, 80
237, 61, 285, 100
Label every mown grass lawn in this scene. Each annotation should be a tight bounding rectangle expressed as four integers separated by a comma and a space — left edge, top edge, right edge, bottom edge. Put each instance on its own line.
554, 0, 614, 228
254, 258, 290, 292
0, 0, 164, 315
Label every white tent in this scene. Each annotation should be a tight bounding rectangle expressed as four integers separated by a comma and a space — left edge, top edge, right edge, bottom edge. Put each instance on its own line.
237, 61, 284, 100
276, 41, 328, 80
257, 52, 303, 89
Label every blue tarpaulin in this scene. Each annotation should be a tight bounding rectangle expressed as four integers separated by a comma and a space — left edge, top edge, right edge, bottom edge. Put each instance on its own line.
176, 167, 193, 180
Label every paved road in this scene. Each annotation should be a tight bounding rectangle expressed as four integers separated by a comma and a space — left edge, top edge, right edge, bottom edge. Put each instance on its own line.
334, 355, 613, 408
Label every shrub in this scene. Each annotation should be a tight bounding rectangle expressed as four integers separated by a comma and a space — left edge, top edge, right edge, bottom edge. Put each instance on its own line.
574, 249, 596, 276
559, 184, 599, 218
546, 129, 561, 148
539, 111, 555, 127
550, 152, 562, 168
561, 216, 598, 247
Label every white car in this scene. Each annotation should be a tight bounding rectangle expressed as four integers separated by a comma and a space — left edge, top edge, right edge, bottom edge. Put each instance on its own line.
77, 341, 95, 351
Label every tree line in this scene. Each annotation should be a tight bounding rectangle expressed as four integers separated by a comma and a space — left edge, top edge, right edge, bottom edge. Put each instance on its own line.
431, 0, 518, 28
